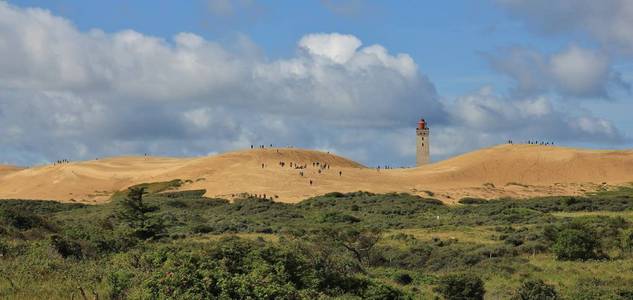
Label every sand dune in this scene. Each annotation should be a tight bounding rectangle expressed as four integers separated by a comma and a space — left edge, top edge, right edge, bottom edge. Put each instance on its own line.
0, 165, 22, 176
0, 144, 632, 203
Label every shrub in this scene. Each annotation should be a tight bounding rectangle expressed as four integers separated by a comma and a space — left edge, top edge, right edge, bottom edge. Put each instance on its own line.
393, 272, 413, 285
106, 269, 133, 299
0, 209, 48, 230
552, 229, 601, 260
323, 192, 346, 198
619, 229, 633, 254
50, 235, 83, 259
616, 288, 633, 300
475, 245, 516, 258
165, 200, 188, 208
512, 279, 558, 300
144, 237, 372, 299
363, 282, 405, 300
319, 212, 361, 224
567, 278, 609, 300
434, 273, 485, 300
191, 224, 214, 234
0, 239, 9, 257
458, 198, 487, 205
504, 235, 524, 246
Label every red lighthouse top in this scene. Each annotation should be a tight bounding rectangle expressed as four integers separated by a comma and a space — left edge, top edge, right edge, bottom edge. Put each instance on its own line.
417, 118, 427, 129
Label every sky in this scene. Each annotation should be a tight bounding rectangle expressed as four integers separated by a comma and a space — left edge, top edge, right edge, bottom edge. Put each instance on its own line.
1, 0, 632, 167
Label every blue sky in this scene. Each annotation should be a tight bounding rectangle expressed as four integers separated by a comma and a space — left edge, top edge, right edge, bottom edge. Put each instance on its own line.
1, 0, 632, 166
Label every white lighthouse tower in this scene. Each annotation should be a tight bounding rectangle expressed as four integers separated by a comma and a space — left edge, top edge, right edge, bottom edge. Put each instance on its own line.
416, 118, 430, 166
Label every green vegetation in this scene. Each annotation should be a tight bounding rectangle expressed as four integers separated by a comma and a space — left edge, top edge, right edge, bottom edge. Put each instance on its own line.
0, 182, 633, 299
512, 279, 559, 300
434, 273, 485, 300
116, 187, 165, 240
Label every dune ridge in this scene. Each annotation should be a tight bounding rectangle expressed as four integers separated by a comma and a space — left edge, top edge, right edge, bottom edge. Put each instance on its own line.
0, 144, 632, 203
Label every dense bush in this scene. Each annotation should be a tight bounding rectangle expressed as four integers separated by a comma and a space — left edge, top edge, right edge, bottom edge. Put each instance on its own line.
434, 273, 485, 300
190, 224, 214, 234
50, 234, 83, 259
0, 199, 85, 214
143, 237, 374, 299
0, 208, 49, 230
458, 197, 487, 205
552, 228, 602, 261
393, 272, 413, 285
512, 279, 559, 300
319, 212, 361, 224
363, 282, 405, 299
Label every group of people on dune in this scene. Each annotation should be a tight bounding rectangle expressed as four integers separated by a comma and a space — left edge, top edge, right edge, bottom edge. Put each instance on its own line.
275, 159, 342, 186
251, 144, 344, 187
507, 140, 555, 146
54, 159, 70, 165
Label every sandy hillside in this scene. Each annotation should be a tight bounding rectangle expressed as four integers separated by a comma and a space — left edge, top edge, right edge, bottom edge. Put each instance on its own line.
0, 165, 22, 176
0, 144, 632, 203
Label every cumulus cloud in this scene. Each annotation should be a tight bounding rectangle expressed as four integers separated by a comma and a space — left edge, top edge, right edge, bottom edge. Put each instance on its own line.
427, 86, 625, 158
496, 0, 633, 54
442, 86, 624, 148
0, 2, 444, 166
488, 45, 629, 98
299, 33, 362, 64
0, 2, 626, 167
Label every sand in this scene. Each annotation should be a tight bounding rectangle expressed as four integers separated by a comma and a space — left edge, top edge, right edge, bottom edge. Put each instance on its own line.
0, 144, 631, 204
0, 165, 22, 176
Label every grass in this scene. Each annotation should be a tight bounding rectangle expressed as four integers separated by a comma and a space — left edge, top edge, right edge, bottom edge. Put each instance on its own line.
526, 254, 633, 298
394, 227, 500, 245
552, 210, 633, 222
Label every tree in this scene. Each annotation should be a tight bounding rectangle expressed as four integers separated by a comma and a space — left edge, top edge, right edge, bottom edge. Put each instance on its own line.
512, 279, 559, 300
337, 228, 381, 268
552, 228, 601, 261
116, 187, 165, 240
434, 273, 485, 300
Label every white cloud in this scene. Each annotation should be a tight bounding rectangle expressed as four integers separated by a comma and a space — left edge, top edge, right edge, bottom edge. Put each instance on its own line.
0, 2, 443, 166
0, 2, 626, 167
488, 46, 628, 98
443, 87, 624, 148
299, 33, 362, 64
549, 46, 611, 97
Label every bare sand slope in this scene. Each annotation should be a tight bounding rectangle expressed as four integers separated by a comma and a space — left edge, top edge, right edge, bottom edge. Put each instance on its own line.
0, 145, 632, 203
0, 165, 22, 176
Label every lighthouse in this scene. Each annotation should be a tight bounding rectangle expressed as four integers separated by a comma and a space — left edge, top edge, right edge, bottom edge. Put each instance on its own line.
416, 118, 430, 166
